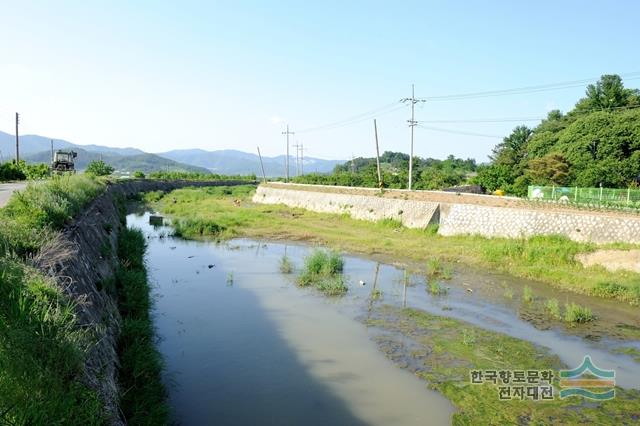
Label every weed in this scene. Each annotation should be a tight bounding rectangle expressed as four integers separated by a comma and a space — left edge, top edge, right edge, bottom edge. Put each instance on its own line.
522, 285, 533, 303
279, 255, 294, 274
564, 302, 595, 323
462, 329, 476, 346
227, 272, 234, 285
503, 288, 514, 299
545, 298, 562, 320
115, 229, 169, 424
426, 258, 442, 278
428, 280, 448, 296
103, 223, 113, 234
297, 249, 347, 295
371, 288, 383, 300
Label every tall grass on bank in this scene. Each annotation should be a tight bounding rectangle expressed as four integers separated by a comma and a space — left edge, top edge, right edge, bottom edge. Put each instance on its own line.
0, 258, 104, 424
0, 175, 105, 255
116, 228, 169, 424
0, 174, 108, 424
298, 249, 348, 295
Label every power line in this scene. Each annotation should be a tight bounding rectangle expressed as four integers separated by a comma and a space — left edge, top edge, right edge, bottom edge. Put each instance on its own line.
296, 102, 402, 133
424, 72, 640, 101
417, 124, 503, 139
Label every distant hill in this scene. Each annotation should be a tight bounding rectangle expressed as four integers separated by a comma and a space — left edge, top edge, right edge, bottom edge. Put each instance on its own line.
159, 149, 344, 176
0, 130, 145, 157
24, 148, 211, 174
1, 130, 344, 176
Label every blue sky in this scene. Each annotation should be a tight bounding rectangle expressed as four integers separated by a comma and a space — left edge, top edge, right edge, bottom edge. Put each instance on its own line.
1, 1, 639, 161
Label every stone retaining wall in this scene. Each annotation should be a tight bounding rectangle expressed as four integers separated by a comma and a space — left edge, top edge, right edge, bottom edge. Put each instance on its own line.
253, 184, 640, 244
253, 185, 440, 228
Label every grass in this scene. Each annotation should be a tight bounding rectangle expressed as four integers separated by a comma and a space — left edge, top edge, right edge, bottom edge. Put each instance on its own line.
367, 305, 640, 425
545, 298, 562, 320
428, 280, 448, 296
297, 249, 348, 295
564, 302, 595, 323
279, 255, 294, 274
522, 285, 534, 303
612, 346, 640, 363
0, 258, 104, 425
146, 185, 640, 305
0, 175, 105, 256
115, 228, 169, 425
0, 175, 110, 424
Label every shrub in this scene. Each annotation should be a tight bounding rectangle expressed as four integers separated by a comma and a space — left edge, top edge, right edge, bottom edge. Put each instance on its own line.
132, 171, 146, 179
85, 160, 114, 176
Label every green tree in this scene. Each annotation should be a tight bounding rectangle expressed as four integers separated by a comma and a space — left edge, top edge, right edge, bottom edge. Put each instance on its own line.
526, 153, 570, 186
574, 74, 640, 112
85, 160, 114, 176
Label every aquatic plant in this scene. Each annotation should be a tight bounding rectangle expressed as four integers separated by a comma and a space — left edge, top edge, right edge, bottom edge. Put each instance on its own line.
426, 258, 453, 280
226, 272, 234, 285
522, 285, 533, 303
279, 255, 294, 274
545, 298, 562, 320
428, 280, 448, 296
564, 302, 594, 323
298, 249, 347, 295
503, 288, 514, 299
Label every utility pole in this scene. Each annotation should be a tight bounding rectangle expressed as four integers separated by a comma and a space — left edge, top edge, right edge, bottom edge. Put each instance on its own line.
15, 112, 20, 163
374, 119, 382, 189
51, 140, 54, 163
257, 146, 267, 183
299, 143, 304, 176
282, 125, 294, 182
292, 142, 301, 177
351, 154, 356, 174
401, 84, 426, 190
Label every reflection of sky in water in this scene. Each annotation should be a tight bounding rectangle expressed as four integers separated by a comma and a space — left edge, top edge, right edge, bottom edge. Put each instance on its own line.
129, 209, 640, 425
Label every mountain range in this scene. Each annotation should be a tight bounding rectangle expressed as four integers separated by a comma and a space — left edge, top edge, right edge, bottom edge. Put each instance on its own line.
0, 131, 343, 176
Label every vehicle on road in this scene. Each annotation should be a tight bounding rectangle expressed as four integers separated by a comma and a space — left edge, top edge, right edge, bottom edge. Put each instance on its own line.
51, 150, 77, 174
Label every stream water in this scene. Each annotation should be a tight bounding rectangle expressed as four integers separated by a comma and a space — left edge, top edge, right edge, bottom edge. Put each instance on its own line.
127, 211, 640, 425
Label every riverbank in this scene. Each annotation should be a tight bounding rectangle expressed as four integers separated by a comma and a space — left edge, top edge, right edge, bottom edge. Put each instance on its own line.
146, 185, 640, 306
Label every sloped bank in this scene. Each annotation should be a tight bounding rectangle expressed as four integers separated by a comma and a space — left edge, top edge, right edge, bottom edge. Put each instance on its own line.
31, 179, 252, 424
254, 183, 640, 244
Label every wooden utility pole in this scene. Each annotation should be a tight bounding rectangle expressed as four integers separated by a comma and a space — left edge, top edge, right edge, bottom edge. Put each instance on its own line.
15, 112, 20, 163
374, 119, 382, 189
282, 125, 294, 182
257, 146, 267, 183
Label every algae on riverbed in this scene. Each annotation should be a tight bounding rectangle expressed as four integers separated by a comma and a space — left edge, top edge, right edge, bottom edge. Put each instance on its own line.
367, 305, 640, 425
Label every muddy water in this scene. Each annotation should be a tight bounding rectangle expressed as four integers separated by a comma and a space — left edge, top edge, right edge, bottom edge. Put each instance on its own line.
128, 210, 640, 424
128, 212, 454, 425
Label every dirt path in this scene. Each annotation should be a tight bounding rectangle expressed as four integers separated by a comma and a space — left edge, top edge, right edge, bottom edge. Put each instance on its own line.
577, 249, 640, 273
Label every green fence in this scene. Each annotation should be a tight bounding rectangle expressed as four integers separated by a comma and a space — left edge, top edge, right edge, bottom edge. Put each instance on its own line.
528, 185, 640, 207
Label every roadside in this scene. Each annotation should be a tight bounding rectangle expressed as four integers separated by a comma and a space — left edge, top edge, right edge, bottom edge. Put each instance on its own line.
0, 182, 28, 207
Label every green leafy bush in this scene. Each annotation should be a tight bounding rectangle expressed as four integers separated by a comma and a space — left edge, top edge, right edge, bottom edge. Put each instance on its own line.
85, 160, 114, 176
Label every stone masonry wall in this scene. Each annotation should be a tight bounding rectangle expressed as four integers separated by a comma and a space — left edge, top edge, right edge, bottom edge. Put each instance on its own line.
253, 185, 440, 228
253, 184, 640, 244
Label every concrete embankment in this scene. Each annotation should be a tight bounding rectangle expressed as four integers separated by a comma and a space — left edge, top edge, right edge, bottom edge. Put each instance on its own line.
253, 183, 640, 244
32, 179, 250, 424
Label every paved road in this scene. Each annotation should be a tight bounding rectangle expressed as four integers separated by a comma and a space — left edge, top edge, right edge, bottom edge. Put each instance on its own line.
0, 182, 28, 207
